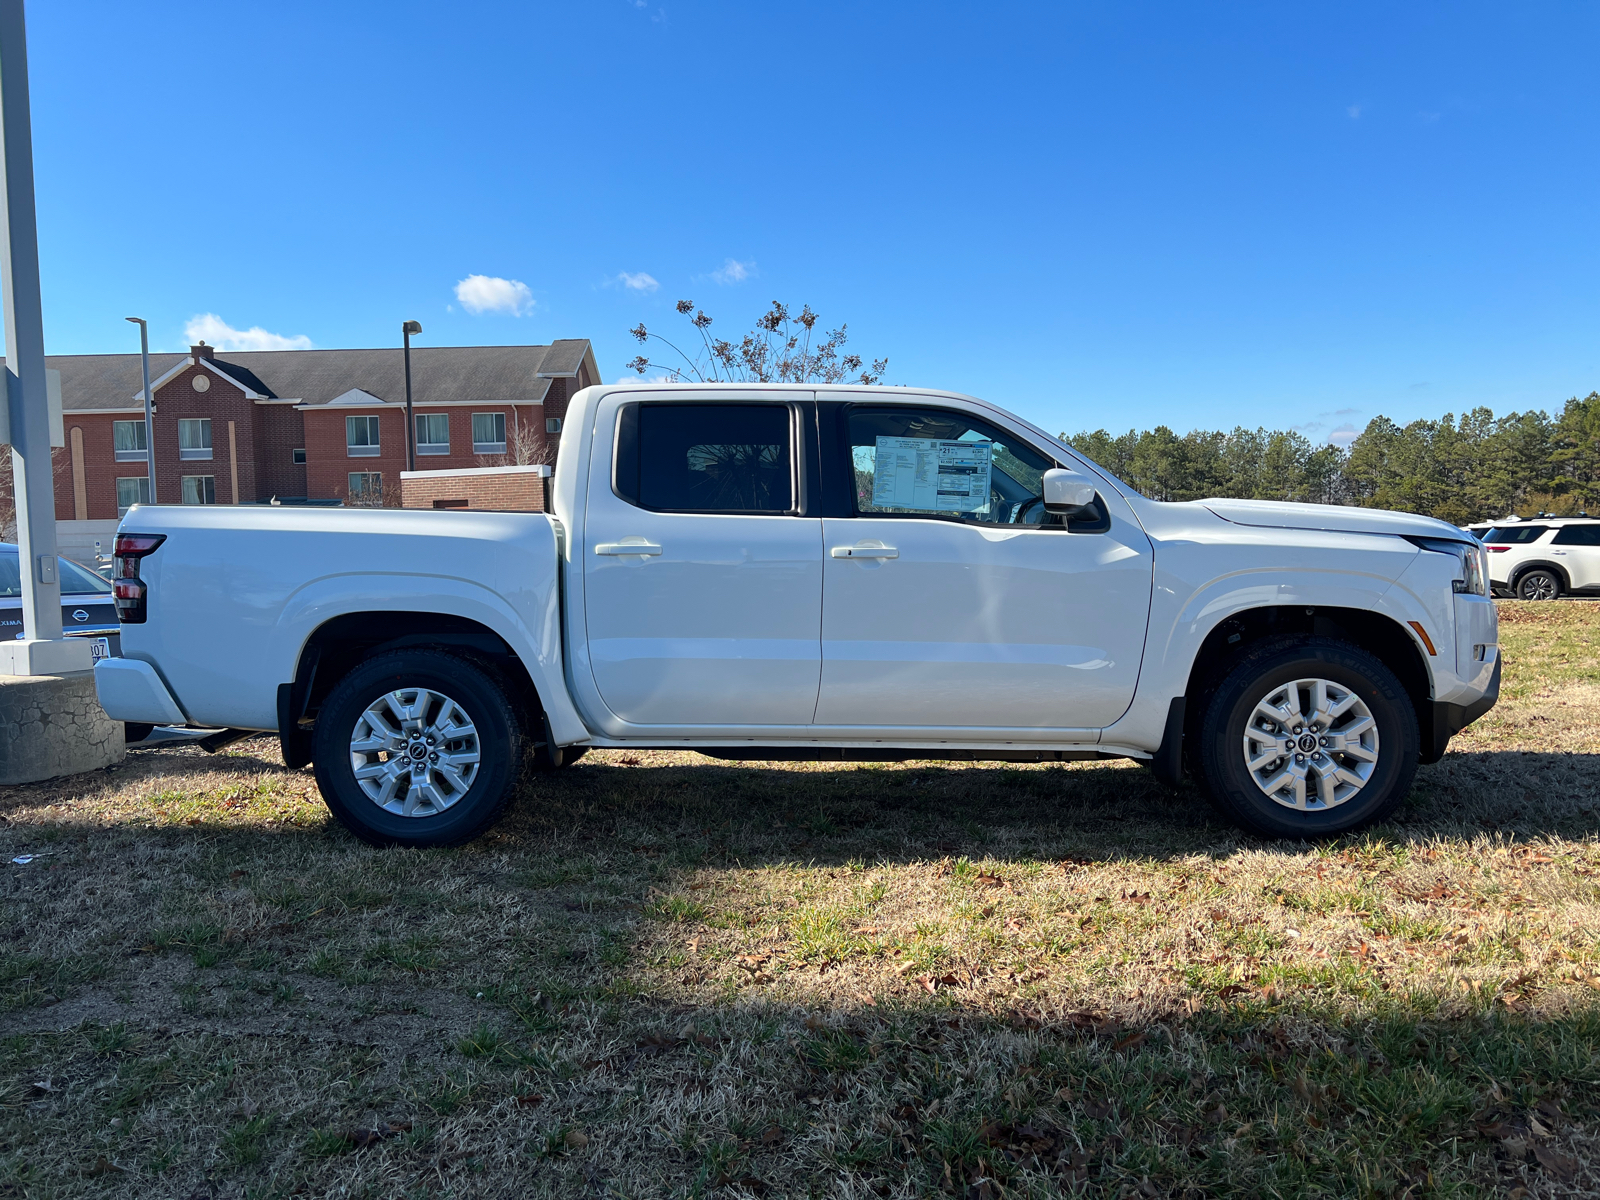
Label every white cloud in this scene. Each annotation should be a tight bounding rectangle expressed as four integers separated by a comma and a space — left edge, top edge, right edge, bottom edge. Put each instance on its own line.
711, 258, 753, 285
1329, 424, 1359, 447
1347, 104, 1361, 119
454, 274, 535, 316
612, 372, 680, 387
183, 313, 313, 352
618, 271, 659, 292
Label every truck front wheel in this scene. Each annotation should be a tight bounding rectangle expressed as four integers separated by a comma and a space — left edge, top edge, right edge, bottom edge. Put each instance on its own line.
311, 650, 522, 847
1196, 637, 1419, 838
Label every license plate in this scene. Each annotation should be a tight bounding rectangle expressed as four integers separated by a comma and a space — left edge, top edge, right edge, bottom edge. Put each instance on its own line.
89, 637, 111, 663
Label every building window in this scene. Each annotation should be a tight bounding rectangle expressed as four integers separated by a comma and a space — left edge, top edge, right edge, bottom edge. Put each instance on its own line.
178, 418, 212, 460
546, 417, 562, 434
292, 448, 307, 465
415, 413, 450, 456
181, 475, 216, 505
472, 412, 506, 454
347, 472, 383, 505
113, 420, 148, 461
347, 414, 381, 457
116, 476, 151, 514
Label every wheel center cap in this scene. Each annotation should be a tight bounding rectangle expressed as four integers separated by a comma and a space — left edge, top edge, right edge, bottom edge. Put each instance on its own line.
1298, 734, 1318, 753
409, 741, 429, 760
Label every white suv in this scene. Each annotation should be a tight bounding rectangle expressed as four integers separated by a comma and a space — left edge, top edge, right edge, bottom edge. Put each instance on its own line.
1483, 518, 1600, 599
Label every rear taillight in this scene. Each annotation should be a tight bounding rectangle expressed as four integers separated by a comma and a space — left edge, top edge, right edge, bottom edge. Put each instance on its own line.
112, 533, 165, 624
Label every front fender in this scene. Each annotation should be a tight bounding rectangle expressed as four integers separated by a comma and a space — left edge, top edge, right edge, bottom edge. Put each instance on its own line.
1102, 528, 1419, 750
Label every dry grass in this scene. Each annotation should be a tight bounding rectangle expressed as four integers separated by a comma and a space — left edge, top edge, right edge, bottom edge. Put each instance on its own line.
1, 601, 1598, 1198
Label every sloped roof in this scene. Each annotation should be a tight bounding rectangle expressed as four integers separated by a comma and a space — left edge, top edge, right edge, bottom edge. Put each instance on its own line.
3, 338, 593, 411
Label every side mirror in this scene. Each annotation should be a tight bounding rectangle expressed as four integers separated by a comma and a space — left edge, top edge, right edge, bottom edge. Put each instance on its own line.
1042, 468, 1098, 515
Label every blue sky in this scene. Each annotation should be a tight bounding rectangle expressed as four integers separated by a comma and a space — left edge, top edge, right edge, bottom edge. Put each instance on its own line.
20, 1, 1600, 444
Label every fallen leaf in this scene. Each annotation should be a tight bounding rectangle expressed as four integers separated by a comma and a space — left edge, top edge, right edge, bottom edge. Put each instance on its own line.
761, 1123, 783, 1145
86, 1156, 123, 1176
515, 1093, 544, 1107
919, 976, 938, 994
563, 1128, 589, 1150
1112, 1031, 1146, 1052
975, 873, 1003, 888
229, 869, 248, 881
1532, 1144, 1577, 1181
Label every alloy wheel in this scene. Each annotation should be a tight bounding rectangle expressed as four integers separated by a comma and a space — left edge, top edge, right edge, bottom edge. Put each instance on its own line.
1519, 573, 1557, 601
1241, 677, 1379, 811
347, 687, 481, 817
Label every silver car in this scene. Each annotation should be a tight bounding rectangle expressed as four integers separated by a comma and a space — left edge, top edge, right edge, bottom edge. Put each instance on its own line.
0, 542, 120, 659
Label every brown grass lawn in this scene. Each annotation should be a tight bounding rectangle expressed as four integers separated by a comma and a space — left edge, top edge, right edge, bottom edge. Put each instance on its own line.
2, 602, 1599, 1199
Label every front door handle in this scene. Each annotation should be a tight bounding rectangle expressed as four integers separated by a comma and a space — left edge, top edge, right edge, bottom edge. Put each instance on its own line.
595, 540, 662, 556
831, 543, 898, 559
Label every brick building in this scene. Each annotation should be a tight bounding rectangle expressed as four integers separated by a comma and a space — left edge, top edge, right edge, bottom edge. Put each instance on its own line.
9, 339, 597, 518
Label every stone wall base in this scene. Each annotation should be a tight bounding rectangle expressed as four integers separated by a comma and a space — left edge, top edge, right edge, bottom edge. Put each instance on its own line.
0, 671, 124, 785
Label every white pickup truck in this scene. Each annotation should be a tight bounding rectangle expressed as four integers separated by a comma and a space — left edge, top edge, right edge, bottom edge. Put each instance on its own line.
95, 383, 1499, 845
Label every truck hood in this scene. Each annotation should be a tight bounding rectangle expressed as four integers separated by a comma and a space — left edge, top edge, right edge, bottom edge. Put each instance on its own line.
1198, 498, 1467, 541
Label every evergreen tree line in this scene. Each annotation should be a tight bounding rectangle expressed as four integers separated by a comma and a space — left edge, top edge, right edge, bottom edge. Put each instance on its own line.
1066, 391, 1600, 526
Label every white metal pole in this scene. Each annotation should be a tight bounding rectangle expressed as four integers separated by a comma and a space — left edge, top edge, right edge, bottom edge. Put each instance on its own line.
0, 0, 62, 650
127, 316, 154, 503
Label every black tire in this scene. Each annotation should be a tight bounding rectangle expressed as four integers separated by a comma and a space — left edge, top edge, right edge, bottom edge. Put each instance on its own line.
1515, 569, 1561, 601
123, 722, 154, 745
311, 650, 522, 848
1196, 637, 1419, 839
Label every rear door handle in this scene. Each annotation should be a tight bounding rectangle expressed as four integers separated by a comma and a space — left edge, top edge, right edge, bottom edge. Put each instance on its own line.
831, 544, 898, 559
595, 541, 662, 556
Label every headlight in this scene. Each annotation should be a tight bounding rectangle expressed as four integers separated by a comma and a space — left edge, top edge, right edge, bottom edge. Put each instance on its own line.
1407, 536, 1488, 596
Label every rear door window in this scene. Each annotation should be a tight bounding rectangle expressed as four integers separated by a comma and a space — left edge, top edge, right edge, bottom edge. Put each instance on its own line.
615, 403, 795, 514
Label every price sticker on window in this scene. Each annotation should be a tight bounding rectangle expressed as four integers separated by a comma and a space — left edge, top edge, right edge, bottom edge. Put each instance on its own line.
871, 437, 992, 513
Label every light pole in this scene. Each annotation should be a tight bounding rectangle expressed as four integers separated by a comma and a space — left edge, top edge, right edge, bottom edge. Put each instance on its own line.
124, 317, 155, 503
0, 0, 80, 675
402, 320, 421, 473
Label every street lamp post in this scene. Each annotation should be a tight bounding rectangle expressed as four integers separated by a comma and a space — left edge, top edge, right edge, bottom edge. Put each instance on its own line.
0, 0, 83, 675
402, 320, 421, 473
124, 317, 155, 503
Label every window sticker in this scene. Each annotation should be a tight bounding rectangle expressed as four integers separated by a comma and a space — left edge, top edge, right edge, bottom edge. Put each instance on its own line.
871, 436, 993, 513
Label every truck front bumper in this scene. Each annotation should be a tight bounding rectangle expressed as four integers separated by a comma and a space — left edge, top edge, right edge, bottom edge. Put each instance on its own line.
1423, 654, 1500, 764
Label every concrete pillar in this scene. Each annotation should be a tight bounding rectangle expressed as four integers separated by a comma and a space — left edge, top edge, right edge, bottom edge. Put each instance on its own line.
0, 672, 123, 784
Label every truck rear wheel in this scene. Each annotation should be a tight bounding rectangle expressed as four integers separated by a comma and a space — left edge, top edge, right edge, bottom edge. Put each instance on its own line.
1196, 637, 1419, 839
311, 650, 522, 847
